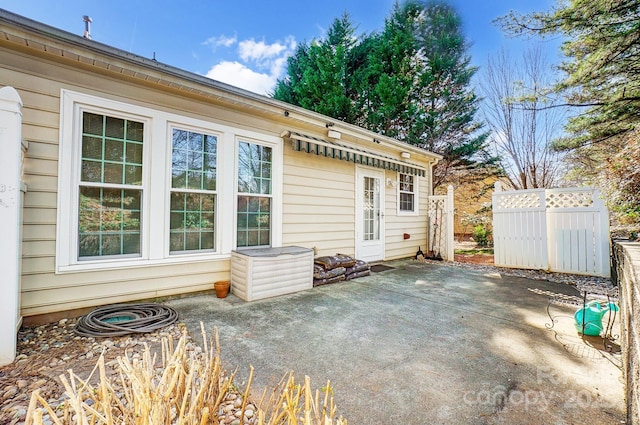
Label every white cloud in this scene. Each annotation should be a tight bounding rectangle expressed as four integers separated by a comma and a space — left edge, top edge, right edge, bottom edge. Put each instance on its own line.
206, 61, 276, 95
203, 34, 237, 49
204, 36, 297, 95
238, 36, 297, 63
239, 39, 283, 62
269, 55, 288, 79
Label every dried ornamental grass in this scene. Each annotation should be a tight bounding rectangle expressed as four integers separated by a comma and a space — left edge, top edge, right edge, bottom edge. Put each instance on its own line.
24, 325, 347, 425
25, 324, 232, 425
254, 370, 346, 425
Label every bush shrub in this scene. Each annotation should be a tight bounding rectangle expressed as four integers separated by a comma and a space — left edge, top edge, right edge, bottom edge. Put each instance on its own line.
472, 225, 492, 247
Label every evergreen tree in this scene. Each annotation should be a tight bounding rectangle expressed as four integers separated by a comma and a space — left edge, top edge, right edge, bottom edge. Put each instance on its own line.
355, 2, 422, 139
273, 1, 495, 190
409, 1, 492, 188
272, 43, 310, 105
273, 13, 357, 121
497, 0, 640, 149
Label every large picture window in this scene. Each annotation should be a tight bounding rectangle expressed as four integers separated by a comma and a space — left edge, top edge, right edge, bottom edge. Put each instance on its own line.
169, 128, 217, 253
78, 112, 143, 258
237, 141, 272, 247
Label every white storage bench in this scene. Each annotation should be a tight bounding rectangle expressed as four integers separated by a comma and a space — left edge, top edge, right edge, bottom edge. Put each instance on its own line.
230, 246, 314, 301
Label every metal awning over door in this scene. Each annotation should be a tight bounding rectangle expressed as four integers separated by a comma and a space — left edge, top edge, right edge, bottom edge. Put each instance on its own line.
282, 130, 427, 177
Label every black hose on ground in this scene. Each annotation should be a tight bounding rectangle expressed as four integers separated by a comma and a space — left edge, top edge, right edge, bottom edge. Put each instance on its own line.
74, 303, 179, 337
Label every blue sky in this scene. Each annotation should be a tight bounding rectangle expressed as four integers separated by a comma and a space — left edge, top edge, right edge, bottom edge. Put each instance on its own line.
0, 0, 559, 95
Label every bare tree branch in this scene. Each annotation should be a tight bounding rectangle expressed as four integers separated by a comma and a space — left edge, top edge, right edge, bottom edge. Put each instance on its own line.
480, 45, 566, 190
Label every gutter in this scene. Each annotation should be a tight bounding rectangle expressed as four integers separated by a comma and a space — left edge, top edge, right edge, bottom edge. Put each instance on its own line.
0, 8, 442, 163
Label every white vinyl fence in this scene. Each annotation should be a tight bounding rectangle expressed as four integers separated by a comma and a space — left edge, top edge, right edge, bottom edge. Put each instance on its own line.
492, 183, 610, 277
427, 185, 454, 261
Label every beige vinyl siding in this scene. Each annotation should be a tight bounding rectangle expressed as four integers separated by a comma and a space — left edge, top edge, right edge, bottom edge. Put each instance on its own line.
20, 259, 228, 292
22, 224, 56, 242
19, 76, 59, 282
283, 149, 433, 261
23, 191, 57, 209
20, 260, 230, 316
1, 50, 272, 316
383, 173, 430, 260
22, 240, 55, 258
2, 32, 438, 316
282, 148, 356, 256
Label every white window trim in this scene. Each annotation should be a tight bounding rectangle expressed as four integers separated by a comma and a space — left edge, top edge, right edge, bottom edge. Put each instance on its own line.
396, 172, 419, 216
56, 89, 283, 273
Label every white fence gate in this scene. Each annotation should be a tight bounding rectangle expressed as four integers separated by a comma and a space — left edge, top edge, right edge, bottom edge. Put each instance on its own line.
427, 185, 454, 261
492, 183, 610, 277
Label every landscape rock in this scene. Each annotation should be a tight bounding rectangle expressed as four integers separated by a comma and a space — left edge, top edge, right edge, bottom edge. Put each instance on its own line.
3, 386, 18, 400
0, 317, 253, 425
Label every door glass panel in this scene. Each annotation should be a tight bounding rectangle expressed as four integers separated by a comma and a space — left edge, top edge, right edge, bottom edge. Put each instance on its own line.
363, 176, 380, 241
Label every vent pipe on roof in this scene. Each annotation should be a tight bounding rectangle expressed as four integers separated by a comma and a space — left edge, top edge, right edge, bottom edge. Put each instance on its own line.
82, 15, 92, 39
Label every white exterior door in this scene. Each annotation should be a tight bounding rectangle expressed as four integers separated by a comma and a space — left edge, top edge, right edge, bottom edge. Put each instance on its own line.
356, 167, 385, 262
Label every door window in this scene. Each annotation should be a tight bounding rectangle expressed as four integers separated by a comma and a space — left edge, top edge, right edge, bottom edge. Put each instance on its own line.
363, 176, 380, 241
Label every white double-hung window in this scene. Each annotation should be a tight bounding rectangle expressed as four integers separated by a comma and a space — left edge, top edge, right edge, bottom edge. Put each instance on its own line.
57, 91, 153, 271
78, 111, 145, 258
398, 173, 418, 215
57, 90, 282, 272
236, 140, 273, 248
169, 128, 217, 253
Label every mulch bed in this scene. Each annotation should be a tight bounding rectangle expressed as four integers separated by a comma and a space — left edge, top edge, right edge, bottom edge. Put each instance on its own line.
454, 253, 494, 266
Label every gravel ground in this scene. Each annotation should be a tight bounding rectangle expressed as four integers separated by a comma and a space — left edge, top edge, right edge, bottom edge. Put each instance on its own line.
439, 258, 614, 288
0, 320, 255, 425
0, 259, 616, 424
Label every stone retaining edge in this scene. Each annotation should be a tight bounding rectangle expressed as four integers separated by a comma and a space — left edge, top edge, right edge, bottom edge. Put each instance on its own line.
613, 241, 640, 425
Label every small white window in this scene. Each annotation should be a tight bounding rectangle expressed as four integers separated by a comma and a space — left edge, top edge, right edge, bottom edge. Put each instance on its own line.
398, 173, 418, 215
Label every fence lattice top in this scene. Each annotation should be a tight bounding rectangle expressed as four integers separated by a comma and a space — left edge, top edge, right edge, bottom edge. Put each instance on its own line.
545, 191, 594, 208
428, 197, 445, 211
495, 192, 541, 209
494, 188, 596, 210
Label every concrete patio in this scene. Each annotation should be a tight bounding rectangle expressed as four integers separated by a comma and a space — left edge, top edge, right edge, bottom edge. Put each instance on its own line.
167, 259, 625, 424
